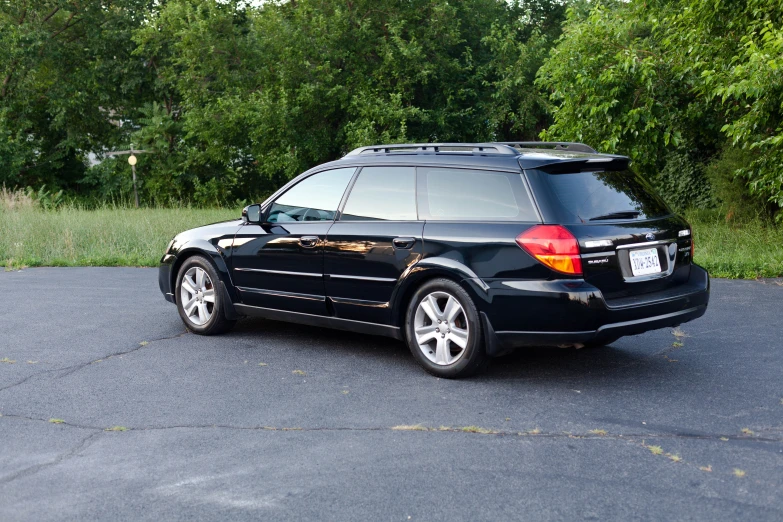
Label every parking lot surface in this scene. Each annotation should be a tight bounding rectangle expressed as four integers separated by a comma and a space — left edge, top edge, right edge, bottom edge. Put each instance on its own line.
1, 268, 781, 521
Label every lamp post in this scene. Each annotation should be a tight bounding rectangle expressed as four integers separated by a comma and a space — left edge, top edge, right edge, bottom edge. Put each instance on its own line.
105, 144, 153, 208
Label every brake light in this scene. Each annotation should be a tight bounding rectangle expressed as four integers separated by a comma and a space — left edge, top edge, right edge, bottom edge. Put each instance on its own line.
516, 225, 582, 275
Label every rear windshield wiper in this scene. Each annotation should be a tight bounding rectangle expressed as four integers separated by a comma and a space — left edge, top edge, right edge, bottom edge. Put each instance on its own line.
589, 210, 641, 221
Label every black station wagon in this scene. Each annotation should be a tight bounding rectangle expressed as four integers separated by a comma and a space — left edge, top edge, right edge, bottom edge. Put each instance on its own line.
159, 142, 709, 378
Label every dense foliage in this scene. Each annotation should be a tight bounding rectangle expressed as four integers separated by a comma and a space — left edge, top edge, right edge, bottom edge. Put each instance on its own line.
1, 0, 781, 220
538, 0, 783, 219
0, 0, 565, 205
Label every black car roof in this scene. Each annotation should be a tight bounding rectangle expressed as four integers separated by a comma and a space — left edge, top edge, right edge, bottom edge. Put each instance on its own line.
321, 142, 629, 172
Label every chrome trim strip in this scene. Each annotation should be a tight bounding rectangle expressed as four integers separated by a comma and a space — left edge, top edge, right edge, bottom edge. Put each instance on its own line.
235, 286, 324, 302
581, 251, 616, 259
329, 296, 389, 308
328, 274, 397, 283
234, 268, 322, 278
615, 239, 670, 250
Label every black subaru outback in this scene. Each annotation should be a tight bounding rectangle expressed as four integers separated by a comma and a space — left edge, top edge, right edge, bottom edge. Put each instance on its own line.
159, 142, 709, 378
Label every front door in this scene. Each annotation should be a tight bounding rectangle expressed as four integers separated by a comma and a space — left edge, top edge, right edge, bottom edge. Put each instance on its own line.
324, 166, 423, 324
230, 167, 357, 315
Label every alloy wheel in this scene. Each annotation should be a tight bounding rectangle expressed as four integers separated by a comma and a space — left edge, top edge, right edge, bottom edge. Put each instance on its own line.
413, 291, 470, 365
180, 266, 215, 326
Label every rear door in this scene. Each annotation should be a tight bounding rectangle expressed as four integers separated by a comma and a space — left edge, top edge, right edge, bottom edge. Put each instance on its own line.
525, 167, 694, 299
231, 167, 356, 314
323, 166, 423, 324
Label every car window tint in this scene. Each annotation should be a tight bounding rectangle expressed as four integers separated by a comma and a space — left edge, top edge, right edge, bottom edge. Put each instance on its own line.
268, 167, 356, 223
419, 167, 537, 221
341, 167, 417, 221
541, 170, 671, 223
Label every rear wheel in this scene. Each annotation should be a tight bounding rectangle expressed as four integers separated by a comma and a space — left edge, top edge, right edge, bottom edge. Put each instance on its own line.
175, 255, 236, 335
405, 279, 487, 378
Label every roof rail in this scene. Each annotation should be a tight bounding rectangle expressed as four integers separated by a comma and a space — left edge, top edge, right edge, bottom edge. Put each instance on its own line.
344, 143, 519, 157
497, 141, 597, 154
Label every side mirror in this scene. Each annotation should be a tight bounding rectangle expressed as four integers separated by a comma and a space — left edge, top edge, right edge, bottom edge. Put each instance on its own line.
241, 204, 262, 224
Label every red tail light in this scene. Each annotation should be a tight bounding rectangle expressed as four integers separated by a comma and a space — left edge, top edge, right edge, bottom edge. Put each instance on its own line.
516, 225, 582, 276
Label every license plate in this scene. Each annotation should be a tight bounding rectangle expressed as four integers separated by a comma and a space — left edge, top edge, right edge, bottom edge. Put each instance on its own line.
629, 247, 661, 276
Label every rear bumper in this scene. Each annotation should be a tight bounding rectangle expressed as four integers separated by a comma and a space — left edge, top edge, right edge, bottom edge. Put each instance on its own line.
474, 265, 710, 354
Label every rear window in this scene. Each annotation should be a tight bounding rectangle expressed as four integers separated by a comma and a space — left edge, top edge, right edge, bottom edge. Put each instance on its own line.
541, 170, 671, 223
417, 167, 538, 221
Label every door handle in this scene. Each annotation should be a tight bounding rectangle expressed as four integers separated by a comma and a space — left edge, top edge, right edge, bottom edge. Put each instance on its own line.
393, 237, 415, 249
299, 236, 319, 248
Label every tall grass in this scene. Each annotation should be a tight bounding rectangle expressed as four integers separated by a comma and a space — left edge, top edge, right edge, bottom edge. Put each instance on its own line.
1, 191, 238, 268
686, 209, 783, 279
2, 190, 782, 277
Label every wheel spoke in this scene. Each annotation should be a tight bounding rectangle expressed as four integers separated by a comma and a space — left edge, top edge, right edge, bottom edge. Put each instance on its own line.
202, 289, 215, 303
196, 268, 205, 288
415, 324, 438, 344
184, 297, 198, 317
184, 275, 197, 294
434, 337, 449, 365
181, 279, 196, 295
443, 296, 461, 322
419, 295, 441, 322
448, 327, 468, 349
197, 302, 209, 323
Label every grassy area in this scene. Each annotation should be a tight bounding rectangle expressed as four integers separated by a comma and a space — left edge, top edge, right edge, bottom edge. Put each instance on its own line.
1, 204, 238, 268
685, 210, 783, 279
1, 198, 781, 278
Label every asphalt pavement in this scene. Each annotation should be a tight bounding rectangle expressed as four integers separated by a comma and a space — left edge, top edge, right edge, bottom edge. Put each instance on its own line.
0, 268, 781, 521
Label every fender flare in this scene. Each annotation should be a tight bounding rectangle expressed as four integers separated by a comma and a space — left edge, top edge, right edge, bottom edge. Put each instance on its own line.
388, 257, 491, 328
170, 240, 241, 310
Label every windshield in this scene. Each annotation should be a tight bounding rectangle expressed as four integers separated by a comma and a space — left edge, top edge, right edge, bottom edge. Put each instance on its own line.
541, 169, 671, 223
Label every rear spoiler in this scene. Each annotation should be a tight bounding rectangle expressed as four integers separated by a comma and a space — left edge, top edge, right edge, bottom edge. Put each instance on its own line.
521, 155, 629, 173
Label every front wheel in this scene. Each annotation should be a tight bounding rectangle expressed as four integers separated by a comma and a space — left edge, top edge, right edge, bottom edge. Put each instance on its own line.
175, 255, 236, 335
405, 278, 488, 378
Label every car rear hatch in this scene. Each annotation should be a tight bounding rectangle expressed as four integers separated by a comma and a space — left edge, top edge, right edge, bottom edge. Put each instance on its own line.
524, 160, 695, 300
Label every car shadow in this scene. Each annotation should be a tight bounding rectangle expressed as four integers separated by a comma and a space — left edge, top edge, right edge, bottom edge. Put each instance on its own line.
225, 317, 669, 382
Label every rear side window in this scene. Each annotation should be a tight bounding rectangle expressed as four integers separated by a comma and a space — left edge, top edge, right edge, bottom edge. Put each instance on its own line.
540, 169, 671, 223
341, 166, 417, 221
417, 167, 538, 221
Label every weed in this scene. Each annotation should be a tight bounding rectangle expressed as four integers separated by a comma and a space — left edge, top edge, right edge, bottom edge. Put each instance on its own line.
26, 360, 38, 364
49, 418, 65, 424
741, 428, 754, 436
139, 341, 149, 346
589, 429, 608, 436
105, 426, 128, 432
528, 428, 542, 435
672, 342, 684, 348
647, 445, 664, 455
292, 370, 306, 376
699, 465, 713, 472
672, 327, 688, 339
732, 469, 746, 478
0, 357, 16, 364
258, 362, 268, 367
720, 437, 729, 441
391, 424, 429, 431
667, 454, 682, 463
460, 426, 497, 434
341, 390, 349, 395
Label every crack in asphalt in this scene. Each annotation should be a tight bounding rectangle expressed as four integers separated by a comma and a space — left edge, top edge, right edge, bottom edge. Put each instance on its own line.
0, 431, 100, 485
0, 330, 189, 394
2, 413, 782, 444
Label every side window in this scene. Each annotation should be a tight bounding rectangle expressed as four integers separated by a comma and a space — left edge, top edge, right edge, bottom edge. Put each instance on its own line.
267, 168, 356, 223
340, 166, 417, 221
417, 167, 538, 222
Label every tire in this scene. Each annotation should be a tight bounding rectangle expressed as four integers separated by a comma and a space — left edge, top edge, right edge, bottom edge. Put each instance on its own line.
175, 255, 236, 335
404, 278, 488, 378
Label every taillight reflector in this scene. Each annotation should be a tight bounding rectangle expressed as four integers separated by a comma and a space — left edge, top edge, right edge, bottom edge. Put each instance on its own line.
515, 225, 583, 275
